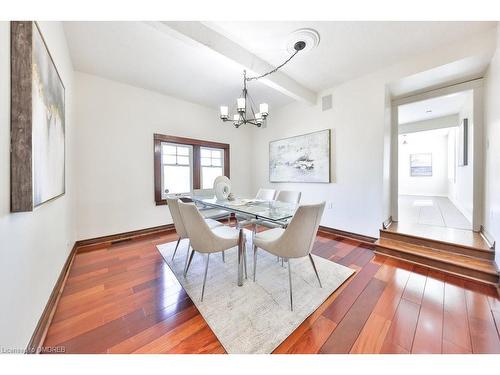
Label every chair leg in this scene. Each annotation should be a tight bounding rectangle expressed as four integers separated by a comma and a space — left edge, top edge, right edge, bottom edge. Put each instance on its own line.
183, 240, 191, 273
288, 258, 293, 311
252, 224, 257, 243
308, 254, 322, 288
184, 249, 195, 277
281, 257, 284, 268
201, 254, 210, 301
277, 256, 279, 262
253, 244, 257, 282
171, 237, 181, 261
222, 251, 225, 263
243, 242, 248, 279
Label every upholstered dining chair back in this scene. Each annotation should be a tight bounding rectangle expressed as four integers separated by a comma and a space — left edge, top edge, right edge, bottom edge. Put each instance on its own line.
255, 188, 276, 201
193, 188, 214, 197
178, 201, 215, 252
166, 197, 188, 239
278, 202, 325, 258
275, 190, 302, 204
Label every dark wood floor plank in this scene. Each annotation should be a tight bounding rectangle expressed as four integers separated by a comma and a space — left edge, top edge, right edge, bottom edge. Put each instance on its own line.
351, 258, 412, 353
464, 282, 500, 353
332, 239, 359, 259
492, 310, 500, 338
411, 274, 444, 353
321, 261, 381, 324
133, 315, 208, 353
442, 275, 472, 352
285, 316, 337, 354
320, 278, 386, 353
107, 304, 198, 353
401, 267, 428, 305
165, 324, 222, 354
442, 339, 472, 354
380, 298, 420, 353
273, 277, 351, 354
352, 248, 375, 268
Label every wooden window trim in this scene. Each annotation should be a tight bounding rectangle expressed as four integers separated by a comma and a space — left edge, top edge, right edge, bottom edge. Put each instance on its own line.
154, 134, 230, 205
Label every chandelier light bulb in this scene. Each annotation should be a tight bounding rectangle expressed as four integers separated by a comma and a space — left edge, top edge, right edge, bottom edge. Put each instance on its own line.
233, 114, 240, 123
255, 112, 263, 123
220, 106, 228, 119
259, 103, 269, 116
237, 98, 246, 112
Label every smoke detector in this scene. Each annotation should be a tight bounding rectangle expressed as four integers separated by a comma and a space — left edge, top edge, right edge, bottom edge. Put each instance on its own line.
286, 28, 320, 54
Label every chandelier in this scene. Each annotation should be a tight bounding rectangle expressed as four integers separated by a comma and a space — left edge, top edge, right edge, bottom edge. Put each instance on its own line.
219, 40, 307, 128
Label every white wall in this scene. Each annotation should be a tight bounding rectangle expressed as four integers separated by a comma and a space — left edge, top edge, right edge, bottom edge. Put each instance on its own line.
74, 72, 254, 240
484, 24, 500, 267
448, 91, 474, 222
253, 74, 387, 237
0, 22, 75, 349
398, 131, 449, 197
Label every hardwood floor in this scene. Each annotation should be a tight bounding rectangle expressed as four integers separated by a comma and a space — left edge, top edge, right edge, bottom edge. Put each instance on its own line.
43, 230, 500, 354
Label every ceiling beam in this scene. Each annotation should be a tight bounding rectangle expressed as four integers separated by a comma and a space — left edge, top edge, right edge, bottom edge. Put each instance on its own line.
145, 21, 317, 105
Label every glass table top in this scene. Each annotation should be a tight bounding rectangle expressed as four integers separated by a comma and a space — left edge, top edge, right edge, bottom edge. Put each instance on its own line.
189, 195, 297, 223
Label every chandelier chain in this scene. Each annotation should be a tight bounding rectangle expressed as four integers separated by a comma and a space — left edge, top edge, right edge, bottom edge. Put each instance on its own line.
245, 49, 300, 82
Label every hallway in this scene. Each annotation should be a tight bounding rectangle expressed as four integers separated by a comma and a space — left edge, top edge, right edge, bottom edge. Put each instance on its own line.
399, 195, 472, 230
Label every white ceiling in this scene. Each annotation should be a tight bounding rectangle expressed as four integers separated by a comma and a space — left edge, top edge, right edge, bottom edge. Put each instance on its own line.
64, 21, 496, 110
63, 21, 293, 110
205, 21, 496, 92
398, 91, 469, 124
400, 127, 451, 142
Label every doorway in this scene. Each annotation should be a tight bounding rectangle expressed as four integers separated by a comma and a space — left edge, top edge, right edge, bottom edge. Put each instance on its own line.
390, 80, 484, 233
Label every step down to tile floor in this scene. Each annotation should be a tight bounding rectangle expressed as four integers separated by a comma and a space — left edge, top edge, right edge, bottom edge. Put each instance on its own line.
375, 237, 499, 285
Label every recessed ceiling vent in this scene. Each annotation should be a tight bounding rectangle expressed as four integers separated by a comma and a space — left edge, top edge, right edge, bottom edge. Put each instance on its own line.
322, 94, 332, 111
286, 28, 320, 54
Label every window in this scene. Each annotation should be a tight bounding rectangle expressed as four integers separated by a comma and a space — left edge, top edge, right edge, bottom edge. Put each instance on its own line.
201, 147, 224, 189
161, 143, 193, 197
154, 134, 230, 205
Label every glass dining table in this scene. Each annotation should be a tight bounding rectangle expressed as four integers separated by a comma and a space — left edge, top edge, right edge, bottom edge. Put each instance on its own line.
188, 195, 298, 286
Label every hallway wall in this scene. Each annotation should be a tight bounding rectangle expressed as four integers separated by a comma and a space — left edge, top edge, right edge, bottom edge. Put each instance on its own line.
398, 130, 449, 197
448, 91, 474, 222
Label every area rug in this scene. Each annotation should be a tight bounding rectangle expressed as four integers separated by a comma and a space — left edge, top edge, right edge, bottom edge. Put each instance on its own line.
156, 234, 354, 354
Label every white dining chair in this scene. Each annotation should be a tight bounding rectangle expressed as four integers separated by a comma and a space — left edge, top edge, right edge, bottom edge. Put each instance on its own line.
192, 188, 232, 223
259, 190, 302, 228
275, 190, 302, 205
252, 202, 326, 311
235, 188, 277, 229
178, 201, 247, 301
255, 188, 277, 201
262, 190, 302, 264
166, 197, 223, 263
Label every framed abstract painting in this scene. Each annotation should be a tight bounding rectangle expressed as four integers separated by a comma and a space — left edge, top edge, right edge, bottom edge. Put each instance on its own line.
11, 21, 65, 212
269, 129, 331, 183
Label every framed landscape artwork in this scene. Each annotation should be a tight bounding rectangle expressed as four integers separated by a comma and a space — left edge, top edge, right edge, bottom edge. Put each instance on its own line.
269, 129, 331, 183
410, 153, 432, 177
11, 21, 65, 212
